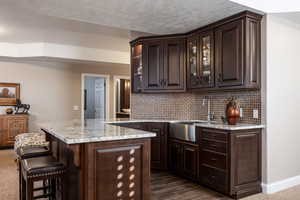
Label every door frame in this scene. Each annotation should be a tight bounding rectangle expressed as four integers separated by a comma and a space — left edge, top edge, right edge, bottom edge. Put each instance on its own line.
81, 73, 110, 121
113, 75, 130, 118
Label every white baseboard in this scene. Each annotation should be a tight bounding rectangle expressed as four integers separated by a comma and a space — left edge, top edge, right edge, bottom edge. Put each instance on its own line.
262, 175, 300, 194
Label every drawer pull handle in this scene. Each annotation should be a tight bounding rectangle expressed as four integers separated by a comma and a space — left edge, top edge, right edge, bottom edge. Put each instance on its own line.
211, 158, 217, 161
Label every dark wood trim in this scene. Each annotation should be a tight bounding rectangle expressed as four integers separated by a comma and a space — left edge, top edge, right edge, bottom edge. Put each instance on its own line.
186, 10, 263, 35
130, 34, 186, 45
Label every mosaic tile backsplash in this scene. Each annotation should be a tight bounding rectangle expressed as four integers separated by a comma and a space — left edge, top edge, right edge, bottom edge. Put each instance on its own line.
131, 91, 261, 124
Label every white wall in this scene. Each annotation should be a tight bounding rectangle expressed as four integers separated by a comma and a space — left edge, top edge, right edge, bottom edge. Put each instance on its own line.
0, 60, 76, 131
0, 59, 130, 131
264, 13, 300, 191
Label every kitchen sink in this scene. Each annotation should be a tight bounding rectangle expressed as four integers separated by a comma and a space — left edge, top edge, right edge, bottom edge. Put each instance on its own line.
169, 120, 217, 142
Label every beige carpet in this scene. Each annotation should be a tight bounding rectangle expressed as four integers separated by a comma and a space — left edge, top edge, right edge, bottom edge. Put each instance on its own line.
0, 150, 19, 200
1, 149, 300, 200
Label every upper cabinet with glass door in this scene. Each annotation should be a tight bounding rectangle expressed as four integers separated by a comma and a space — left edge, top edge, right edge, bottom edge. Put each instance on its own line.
187, 36, 199, 89
187, 31, 214, 89
199, 31, 214, 88
131, 43, 143, 93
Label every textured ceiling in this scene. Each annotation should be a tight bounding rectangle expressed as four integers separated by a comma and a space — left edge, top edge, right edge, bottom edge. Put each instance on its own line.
4, 0, 260, 34
0, 3, 132, 51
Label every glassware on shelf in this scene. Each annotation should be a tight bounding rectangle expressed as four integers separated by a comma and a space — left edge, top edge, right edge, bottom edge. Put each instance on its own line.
202, 36, 211, 67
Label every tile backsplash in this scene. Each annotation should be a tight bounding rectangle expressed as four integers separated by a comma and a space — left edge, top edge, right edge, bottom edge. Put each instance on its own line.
131, 91, 261, 124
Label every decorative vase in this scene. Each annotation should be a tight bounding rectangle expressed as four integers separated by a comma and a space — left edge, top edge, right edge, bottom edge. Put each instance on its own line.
225, 97, 240, 125
5, 108, 13, 115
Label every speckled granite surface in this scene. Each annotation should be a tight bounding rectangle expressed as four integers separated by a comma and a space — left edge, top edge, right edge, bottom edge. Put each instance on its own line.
39, 119, 156, 144
194, 123, 265, 130
106, 118, 265, 131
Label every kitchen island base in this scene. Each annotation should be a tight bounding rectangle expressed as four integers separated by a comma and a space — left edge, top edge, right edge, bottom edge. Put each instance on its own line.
45, 132, 151, 200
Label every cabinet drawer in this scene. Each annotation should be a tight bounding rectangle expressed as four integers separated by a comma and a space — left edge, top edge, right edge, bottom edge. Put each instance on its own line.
201, 139, 227, 154
201, 129, 228, 142
200, 165, 227, 193
201, 150, 227, 170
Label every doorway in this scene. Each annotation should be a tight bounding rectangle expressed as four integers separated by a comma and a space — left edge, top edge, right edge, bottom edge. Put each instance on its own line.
113, 76, 131, 118
81, 74, 110, 120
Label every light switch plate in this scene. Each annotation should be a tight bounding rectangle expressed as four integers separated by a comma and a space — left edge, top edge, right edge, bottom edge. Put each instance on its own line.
240, 108, 243, 118
253, 109, 259, 119
73, 105, 79, 111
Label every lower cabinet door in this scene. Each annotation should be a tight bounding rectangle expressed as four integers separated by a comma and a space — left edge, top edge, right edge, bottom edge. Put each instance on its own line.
199, 165, 228, 193
168, 140, 182, 174
148, 123, 168, 170
182, 144, 198, 180
2, 117, 28, 147
150, 129, 163, 169
94, 144, 146, 200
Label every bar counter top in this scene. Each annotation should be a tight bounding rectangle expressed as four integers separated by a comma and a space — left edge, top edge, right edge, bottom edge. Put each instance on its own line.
40, 119, 156, 144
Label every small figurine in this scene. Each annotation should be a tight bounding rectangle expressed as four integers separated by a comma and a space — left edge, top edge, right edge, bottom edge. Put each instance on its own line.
15, 99, 30, 114
5, 108, 13, 115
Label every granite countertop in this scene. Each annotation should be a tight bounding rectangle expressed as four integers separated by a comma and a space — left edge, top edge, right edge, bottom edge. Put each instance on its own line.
106, 118, 265, 131
106, 118, 208, 124
40, 119, 156, 145
193, 122, 265, 130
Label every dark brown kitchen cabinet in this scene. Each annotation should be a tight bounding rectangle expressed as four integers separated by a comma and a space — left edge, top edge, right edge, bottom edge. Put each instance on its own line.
187, 30, 214, 89
163, 39, 186, 90
131, 43, 143, 93
197, 127, 262, 199
131, 11, 262, 93
186, 35, 199, 88
229, 130, 262, 198
148, 122, 168, 170
215, 19, 244, 87
142, 40, 164, 91
168, 139, 198, 180
142, 38, 186, 92
215, 13, 261, 90
182, 143, 198, 179
168, 139, 182, 173
110, 122, 168, 170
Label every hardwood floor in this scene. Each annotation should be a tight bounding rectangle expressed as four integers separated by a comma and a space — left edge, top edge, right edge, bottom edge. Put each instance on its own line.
151, 171, 231, 200
2, 149, 300, 200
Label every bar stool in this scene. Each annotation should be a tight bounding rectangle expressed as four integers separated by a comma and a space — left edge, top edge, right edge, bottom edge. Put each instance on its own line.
16, 146, 51, 200
21, 156, 66, 200
14, 132, 49, 154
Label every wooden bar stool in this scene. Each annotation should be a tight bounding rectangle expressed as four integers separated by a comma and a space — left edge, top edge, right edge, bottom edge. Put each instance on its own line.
16, 146, 51, 200
21, 156, 66, 200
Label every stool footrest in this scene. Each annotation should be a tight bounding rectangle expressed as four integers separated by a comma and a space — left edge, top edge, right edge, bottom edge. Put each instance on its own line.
33, 186, 49, 191
33, 193, 53, 199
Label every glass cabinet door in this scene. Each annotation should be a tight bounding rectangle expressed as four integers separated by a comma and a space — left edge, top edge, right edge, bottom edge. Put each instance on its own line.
199, 31, 214, 87
187, 37, 199, 88
131, 44, 143, 93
